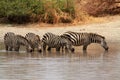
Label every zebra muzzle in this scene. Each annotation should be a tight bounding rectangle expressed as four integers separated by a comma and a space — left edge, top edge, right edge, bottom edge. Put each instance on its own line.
29, 49, 33, 52
105, 47, 109, 51
38, 49, 42, 53
71, 48, 75, 52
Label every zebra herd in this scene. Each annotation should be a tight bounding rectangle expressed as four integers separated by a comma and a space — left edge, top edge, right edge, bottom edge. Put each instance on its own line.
4, 31, 109, 53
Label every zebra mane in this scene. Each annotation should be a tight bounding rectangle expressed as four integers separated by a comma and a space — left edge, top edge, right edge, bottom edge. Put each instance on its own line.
36, 35, 41, 41
4, 32, 15, 39
65, 31, 105, 39
27, 32, 34, 34
16, 35, 29, 42
16, 35, 25, 38
89, 33, 105, 39
46, 32, 56, 35
60, 34, 72, 42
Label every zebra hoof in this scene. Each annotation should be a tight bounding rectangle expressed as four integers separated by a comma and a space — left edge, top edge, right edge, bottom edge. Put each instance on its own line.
71, 48, 75, 52
30, 49, 33, 52
47, 47, 51, 51
38, 49, 42, 53
105, 47, 109, 51
28, 49, 33, 52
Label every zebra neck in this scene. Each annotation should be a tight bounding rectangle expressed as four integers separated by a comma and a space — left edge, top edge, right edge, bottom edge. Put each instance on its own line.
91, 38, 101, 44
22, 40, 29, 47
17, 37, 29, 46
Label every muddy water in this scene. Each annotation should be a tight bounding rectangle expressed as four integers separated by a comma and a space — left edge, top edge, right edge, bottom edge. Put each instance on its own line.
0, 42, 120, 80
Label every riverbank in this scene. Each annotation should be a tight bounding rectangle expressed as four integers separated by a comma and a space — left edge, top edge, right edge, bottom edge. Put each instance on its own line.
0, 16, 120, 43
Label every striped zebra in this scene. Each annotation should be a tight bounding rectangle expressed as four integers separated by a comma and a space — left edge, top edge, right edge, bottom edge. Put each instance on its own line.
42, 32, 74, 52
25, 33, 42, 52
4, 32, 32, 52
61, 31, 109, 51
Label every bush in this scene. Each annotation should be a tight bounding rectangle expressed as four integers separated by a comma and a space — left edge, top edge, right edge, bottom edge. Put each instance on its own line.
41, 0, 75, 23
0, 0, 119, 24
0, 0, 44, 23
82, 0, 118, 16
0, 0, 75, 24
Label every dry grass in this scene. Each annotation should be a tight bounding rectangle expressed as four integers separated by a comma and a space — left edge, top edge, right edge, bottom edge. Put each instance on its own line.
29, 15, 116, 27
0, 0, 120, 24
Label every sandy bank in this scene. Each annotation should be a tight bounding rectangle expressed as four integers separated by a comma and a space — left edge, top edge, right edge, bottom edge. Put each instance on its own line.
0, 19, 120, 43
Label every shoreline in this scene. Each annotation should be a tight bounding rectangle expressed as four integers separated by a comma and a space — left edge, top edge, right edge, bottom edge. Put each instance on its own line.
0, 18, 120, 43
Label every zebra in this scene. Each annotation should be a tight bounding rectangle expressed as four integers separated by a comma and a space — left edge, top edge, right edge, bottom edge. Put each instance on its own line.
61, 31, 109, 51
42, 32, 74, 52
4, 32, 15, 51
4, 32, 32, 52
25, 33, 42, 52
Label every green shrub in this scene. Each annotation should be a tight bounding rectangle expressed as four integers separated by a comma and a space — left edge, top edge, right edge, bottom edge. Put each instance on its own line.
0, 0, 44, 23
0, 0, 119, 24
0, 0, 76, 24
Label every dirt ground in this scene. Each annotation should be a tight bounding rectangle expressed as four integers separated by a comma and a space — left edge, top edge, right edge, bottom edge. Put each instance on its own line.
0, 15, 120, 42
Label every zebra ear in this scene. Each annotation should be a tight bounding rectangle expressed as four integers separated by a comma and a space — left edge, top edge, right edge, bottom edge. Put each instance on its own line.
36, 35, 40, 39
36, 35, 39, 37
102, 36, 105, 39
103, 36, 105, 39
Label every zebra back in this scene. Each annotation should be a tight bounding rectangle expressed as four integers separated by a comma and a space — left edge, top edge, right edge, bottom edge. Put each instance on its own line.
25, 33, 42, 52
25, 33, 41, 47
62, 31, 105, 46
4, 32, 16, 46
4, 32, 15, 41
15, 35, 30, 47
89, 33, 105, 43
42, 32, 74, 52
42, 32, 56, 43
4, 33, 32, 52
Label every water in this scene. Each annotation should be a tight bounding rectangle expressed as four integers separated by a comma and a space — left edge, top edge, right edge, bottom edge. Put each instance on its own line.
0, 42, 120, 80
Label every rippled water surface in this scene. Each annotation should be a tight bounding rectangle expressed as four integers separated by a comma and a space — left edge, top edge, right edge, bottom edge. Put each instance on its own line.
0, 42, 120, 80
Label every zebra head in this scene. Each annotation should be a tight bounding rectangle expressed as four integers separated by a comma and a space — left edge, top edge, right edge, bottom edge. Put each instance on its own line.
15, 35, 33, 52
100, 37, 109, 51
27, 44, 33, 52
89, 33, 109, 51
64, 38, 75, 52
24, 40, 33, 52
36, 35, 42, 53
37, 41, 42, 53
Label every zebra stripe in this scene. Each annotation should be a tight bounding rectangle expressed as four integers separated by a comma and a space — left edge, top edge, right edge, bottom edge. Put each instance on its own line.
4, 32, 32, 52
25, 33, 42, 52
42, 32, 74, 52
4, 32, 15, 51
61, 31, 109, 51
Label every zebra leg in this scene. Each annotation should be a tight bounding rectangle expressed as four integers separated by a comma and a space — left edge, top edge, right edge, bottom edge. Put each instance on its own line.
62, 46, 64, 52
56, 47, 60, 53
37, 48, 42, 53
15, 48, 19, 51
15, 46, 20, 51
9, 47, 13, 51
66, 44, 74, 53
83, 45, 88, 51
32, 48, 35, 52
47, 47, 51, 51
5, 45, 8, 51
43, 43, 46, 51
56, 47, 60, 51
71, 48, 75, 52
65, 46, 68, 52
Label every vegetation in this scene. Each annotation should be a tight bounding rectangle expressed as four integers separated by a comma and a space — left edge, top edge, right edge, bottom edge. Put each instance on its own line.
82, 0, 120, 16
0, 0, 119, 24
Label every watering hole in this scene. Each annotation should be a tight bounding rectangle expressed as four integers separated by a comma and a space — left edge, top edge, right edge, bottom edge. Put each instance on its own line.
0, 15, 120, 80
0, 41, 120, 80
